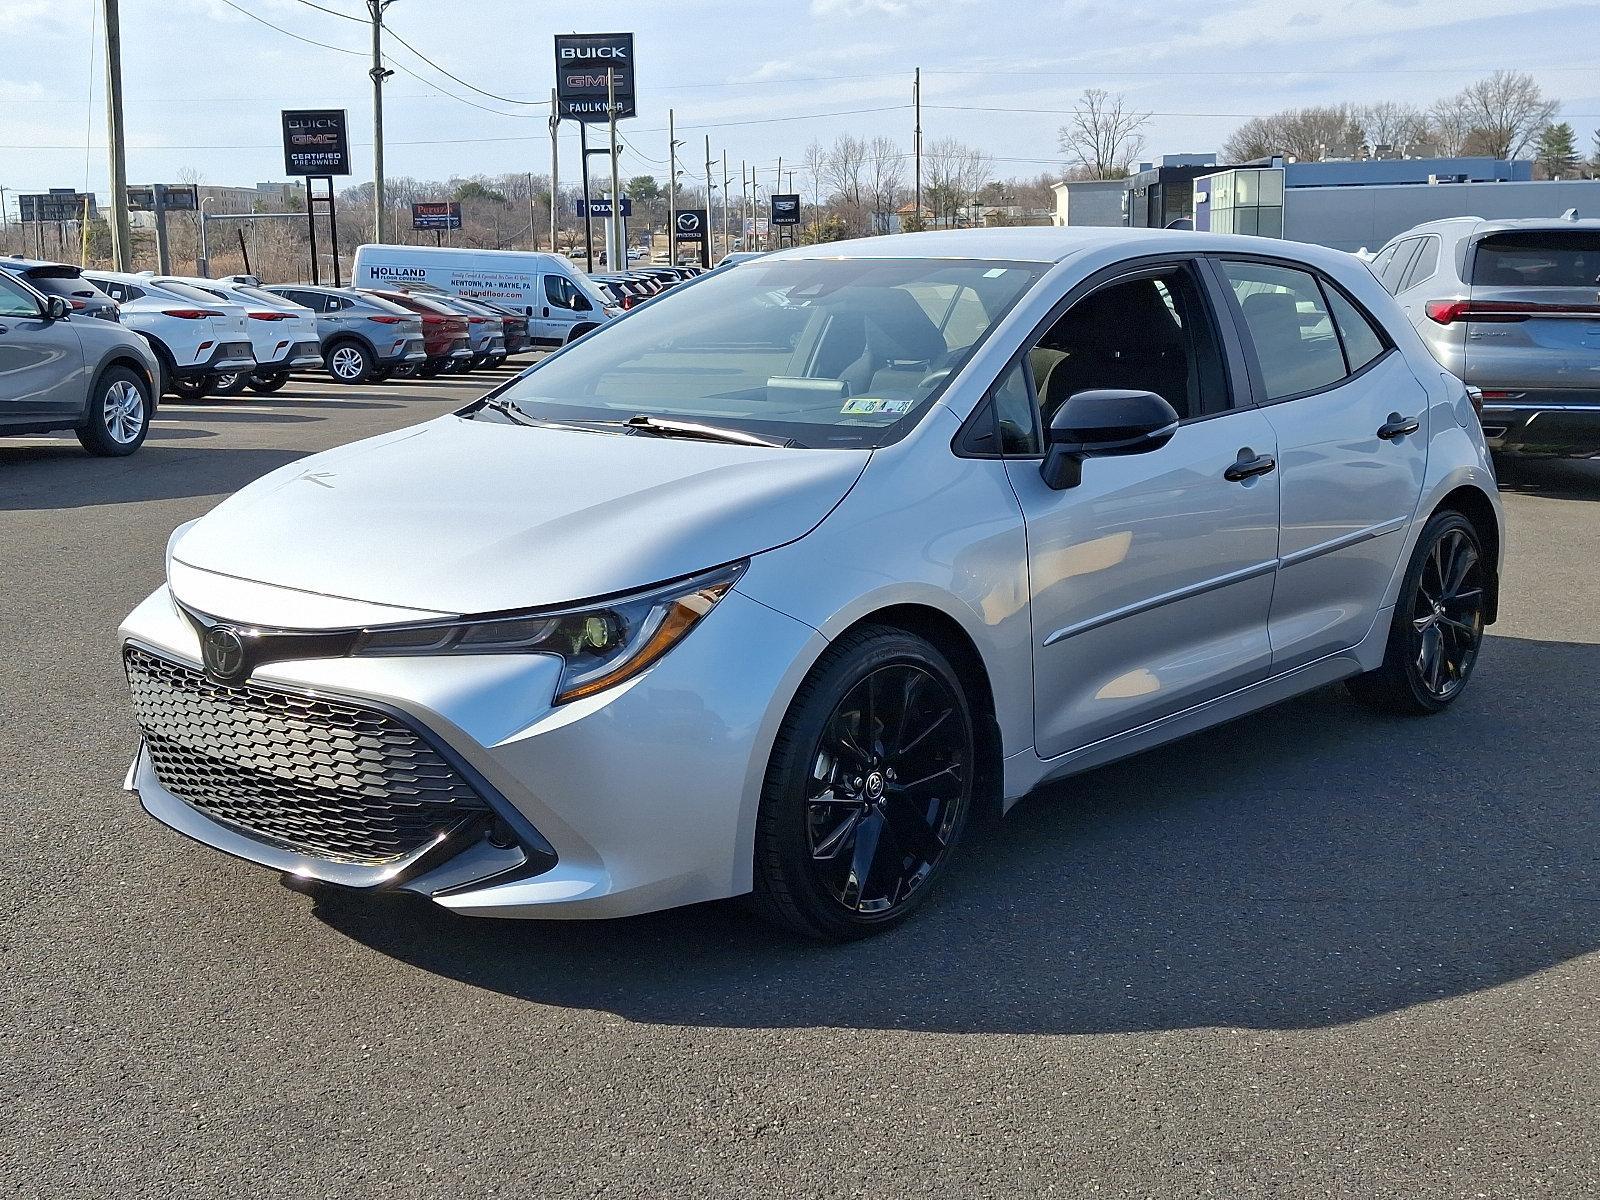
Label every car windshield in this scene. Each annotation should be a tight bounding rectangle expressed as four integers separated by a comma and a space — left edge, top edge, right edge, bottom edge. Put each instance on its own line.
493, 257, 1044, 449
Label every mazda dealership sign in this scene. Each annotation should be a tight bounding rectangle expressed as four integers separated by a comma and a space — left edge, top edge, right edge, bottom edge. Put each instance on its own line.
554, 33, 636, 121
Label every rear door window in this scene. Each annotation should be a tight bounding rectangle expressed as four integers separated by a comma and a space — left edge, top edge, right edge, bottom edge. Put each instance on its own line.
1399, 237, 1440, 290
1222, 260, 1348, 400
1324, 286, 1388, 374
1378, 239, 1421, 294
1471, 231, 1600, 288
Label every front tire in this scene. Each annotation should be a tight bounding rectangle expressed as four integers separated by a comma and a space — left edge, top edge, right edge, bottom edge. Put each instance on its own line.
1347, 510, 1486, 715
77, 366, 151, 456
751, 626, 976, 940
169, 374, 213, 401
212, 371, 250, 396
248, 372, 288, 394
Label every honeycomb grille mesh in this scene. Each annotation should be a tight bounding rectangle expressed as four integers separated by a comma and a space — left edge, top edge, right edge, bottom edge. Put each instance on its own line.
124, 647, 487, 864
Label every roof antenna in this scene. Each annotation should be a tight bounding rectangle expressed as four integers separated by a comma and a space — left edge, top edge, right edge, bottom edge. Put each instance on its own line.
1560, 208, 1579, 221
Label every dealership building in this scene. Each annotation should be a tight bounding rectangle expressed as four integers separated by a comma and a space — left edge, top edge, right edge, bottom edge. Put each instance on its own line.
1055, 154, 1600, 252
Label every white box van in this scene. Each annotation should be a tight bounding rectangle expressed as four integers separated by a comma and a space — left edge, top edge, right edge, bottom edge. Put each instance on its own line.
351, 243, 616, 347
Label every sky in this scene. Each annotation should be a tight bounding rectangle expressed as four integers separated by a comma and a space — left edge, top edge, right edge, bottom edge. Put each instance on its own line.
2, 0, 1598, 208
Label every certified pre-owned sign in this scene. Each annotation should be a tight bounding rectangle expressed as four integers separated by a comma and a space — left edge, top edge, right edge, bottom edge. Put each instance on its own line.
281, 109, 351, 177
554, 33, 636, 121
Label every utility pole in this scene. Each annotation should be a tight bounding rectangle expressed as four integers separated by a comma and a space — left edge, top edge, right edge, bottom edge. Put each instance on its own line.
913, 67, 923, 228
721, 152, 730, 258
548, 87, 560, 253
667, 109, 678, 267
101, 0, 132, 270
368, 0, 394, 244
607, 67, 623, 269
703, 135, 713, 267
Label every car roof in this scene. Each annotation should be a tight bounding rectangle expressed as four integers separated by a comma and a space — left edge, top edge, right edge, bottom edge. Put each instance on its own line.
1390, 215, 1600, 240
767, 226, 1371, 274
2, 255, 81, 277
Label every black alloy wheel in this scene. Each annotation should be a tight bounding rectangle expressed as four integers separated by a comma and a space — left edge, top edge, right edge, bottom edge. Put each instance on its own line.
753, 626, 975, 939
211, 371, 250, 396
1348, 510, 1486, 714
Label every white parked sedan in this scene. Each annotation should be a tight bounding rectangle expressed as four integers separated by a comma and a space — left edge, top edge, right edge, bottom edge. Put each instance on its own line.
86, 271, 254, 400
119, 228, 1502, 940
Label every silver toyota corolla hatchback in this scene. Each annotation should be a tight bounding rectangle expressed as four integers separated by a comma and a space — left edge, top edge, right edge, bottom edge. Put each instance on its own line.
120, 228, 1504, 940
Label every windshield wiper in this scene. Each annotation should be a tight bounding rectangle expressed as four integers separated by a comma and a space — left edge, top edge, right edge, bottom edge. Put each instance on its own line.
475, 396, 540, 427
625, 414, 793, 448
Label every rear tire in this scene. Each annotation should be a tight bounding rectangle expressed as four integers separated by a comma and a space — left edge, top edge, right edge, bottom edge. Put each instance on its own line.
751, 625, 976, 941
76, 366, 152, 457
169, 375, 213, 401
1347, 511, 1486, 715
325, 341, 372, 384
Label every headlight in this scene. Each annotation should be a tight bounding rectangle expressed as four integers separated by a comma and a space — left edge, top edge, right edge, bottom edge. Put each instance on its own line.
352, 561, 746, 704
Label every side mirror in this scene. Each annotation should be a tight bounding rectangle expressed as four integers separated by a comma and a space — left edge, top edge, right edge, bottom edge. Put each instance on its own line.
44, 295, 70, 322
1041, 389, 1180, 490
573, 292, 593, 312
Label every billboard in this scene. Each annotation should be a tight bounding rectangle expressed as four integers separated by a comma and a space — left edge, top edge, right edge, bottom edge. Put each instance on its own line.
281, 109, 351, 176
126, 184, 198, 212
19, 191, 96, 223
770, 194, 801, 226
411, 201, 463, 231
554, 33, 636, 122
577, 197, 633, 218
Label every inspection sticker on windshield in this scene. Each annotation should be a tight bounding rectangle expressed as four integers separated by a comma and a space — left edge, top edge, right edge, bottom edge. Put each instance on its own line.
840, 398, 914, 416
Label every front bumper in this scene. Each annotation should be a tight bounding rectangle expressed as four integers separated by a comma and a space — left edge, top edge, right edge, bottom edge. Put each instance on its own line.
118, 580, 824, 918
1478, 393, 1600, 458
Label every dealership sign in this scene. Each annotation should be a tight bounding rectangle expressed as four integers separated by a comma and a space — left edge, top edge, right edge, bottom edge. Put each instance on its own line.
673, 209, 707, 242
554, 33, 636, 121
281, 109, 351, 176
770, 194, 801, 226
19, 190, 96, 223
411, 201, 462, 231
577, 197, 633, 218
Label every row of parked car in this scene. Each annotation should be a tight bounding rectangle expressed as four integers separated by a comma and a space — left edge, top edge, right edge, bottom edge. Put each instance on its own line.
0, 246, 715, 458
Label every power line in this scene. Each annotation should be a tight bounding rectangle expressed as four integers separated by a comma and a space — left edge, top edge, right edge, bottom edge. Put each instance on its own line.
285, 0, 365, 22
212, 0, 363, 56
383, 23, 547, 106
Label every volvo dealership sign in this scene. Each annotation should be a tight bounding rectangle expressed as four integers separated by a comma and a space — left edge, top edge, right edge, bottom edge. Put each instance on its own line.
281, 109, 351, 176
577, 197, 633, 218
554, 33, 636, 121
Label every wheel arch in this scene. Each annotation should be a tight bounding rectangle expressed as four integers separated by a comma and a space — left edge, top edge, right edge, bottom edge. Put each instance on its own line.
827, 602, 1004, 820
1431, 484, 1501, 624
96, 352, 158, 403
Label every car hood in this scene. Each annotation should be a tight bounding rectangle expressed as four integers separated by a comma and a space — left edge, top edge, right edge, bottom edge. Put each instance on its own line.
171, 414, 869, 618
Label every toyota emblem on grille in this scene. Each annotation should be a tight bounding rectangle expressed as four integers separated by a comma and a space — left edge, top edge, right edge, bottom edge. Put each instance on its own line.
202, 625, 249, 681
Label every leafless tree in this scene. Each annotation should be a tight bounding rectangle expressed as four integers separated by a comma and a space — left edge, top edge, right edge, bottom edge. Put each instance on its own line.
1446, 70, 1560, 160
1058, 88, 1150, 180
1221, 104, 1362, 162
801, 139, 828, 234
866, 136, 905, 233
824, 134, 869, 232
1354, 102, 1432, 154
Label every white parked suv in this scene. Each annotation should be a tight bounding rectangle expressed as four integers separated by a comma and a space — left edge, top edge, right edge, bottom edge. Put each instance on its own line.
157, 278, 321, 396
121, 229, 1502, 940
86, 272, 254, 400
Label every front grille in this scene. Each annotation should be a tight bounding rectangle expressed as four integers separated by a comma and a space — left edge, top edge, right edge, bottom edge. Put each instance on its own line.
124, 647, 488, 865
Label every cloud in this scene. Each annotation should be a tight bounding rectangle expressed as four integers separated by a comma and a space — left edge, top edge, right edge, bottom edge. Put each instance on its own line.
809, 0, 949, 15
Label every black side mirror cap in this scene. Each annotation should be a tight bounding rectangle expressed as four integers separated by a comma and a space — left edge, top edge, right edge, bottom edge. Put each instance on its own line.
1041, 389, 1181, 490
44, 295, 70, 322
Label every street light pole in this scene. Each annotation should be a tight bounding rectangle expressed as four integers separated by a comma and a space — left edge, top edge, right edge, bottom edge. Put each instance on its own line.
368, 0, 394, 244
667, 109, 678, 268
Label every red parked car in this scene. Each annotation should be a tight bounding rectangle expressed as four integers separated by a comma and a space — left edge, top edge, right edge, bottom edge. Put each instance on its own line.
359, 290, 472, 377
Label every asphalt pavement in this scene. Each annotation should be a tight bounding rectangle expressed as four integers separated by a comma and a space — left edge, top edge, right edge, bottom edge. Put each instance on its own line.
2, 375, 1597, 1198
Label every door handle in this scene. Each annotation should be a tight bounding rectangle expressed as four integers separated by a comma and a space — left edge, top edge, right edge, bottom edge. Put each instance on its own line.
1224, 451, 1277, 482
1378, 413, 1420, 440
542, 306, 551, 318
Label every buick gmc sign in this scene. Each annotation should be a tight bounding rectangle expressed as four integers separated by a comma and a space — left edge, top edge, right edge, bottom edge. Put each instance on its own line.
554, 33, 636, 121
281, 109, 351, 176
